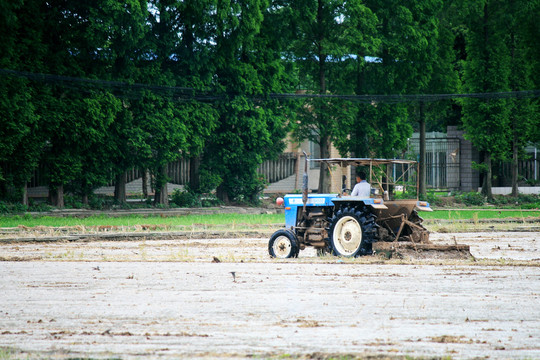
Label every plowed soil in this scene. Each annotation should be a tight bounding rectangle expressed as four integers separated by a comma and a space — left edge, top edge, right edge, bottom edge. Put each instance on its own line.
0, 231, 539, 359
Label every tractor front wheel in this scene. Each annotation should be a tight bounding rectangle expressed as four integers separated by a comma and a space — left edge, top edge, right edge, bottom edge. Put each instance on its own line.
268, 229, 299, 258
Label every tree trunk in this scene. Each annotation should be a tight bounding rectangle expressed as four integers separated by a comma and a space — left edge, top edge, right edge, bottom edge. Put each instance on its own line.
419, 102, 427, 199
48, 184, 60, 207
50, 184, 64, 208
510, 31, 518, 198
141, 168, 148, 199
317, 0, 326, 95
57, 185, 64, 208
511, 133, 519, 197
114, 172, 127, 204
216, 183, 229, 204
82, 194, 89, 205
22, 183, 28, 207
153, 165, 169, 206
189, 156, 201, 192
316, 0, 329, 194
481, 152, 493, 201
318, 135, 331, 193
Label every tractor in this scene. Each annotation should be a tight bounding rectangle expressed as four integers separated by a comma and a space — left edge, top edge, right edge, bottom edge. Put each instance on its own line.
268, 156, 468, 258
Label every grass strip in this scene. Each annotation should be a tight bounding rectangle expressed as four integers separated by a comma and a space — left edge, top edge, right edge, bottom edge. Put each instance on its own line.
1, 210, 539, 228
422, 209, 540, 220
0, 213, 284, 228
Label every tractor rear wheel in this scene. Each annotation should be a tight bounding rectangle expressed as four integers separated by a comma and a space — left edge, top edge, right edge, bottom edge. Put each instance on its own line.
328, 206, 377, 257
268, 229, 299, 258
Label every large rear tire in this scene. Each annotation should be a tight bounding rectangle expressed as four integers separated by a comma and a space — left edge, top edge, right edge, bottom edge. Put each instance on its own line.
328, 206, 377, 257
268, 229, 299, 258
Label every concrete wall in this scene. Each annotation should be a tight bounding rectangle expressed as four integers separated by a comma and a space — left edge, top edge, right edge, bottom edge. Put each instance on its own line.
478, 187, 540, 195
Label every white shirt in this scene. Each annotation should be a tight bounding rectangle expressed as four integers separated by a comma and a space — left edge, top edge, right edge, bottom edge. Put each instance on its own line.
351, 180, 371, 198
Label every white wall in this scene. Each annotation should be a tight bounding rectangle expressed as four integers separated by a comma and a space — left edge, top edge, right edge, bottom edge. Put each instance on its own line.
478, 187, 540, 195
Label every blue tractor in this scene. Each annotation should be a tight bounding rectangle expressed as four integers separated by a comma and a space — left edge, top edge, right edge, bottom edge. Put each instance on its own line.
269, 157, 433, 258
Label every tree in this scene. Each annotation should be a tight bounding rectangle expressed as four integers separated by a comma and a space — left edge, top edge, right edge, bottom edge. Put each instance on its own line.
148, 0, 219, 193
346, 0, 420, 160
286, 0, 378, 193
85, 0, 151, 204
407, 0, 457, 198
0, 77, 41, 204
202, 0, 290, 203
505, 0, 539, 196
460, 0, 512, 201
67, 92, 122, 204
129, 91, 189, 205
0, 0, 45, 204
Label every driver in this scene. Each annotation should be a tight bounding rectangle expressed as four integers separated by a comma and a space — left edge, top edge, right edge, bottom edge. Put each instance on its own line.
350, 172, 370, 198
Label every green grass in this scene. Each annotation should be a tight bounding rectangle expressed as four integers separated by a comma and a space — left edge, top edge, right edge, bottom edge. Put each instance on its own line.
1, 209, 539, 229
0, 213, 284, 228
422, 209, 540, 221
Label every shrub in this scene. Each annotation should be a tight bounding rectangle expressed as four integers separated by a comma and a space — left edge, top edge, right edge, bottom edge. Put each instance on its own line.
517, 194, 540, 209
89, 196, 106, 210
518, 194, 539, 204
490, 195, 512, 206
455, 191, 485, 206
0, 201, 28, 214
0, 201, 9, 214
201, 194, 222, 207
171, 188, 201, 208
28, 202, 52, 212
489, 194, 539, 208
422, 191, 451, 207
64, 195, 85, 209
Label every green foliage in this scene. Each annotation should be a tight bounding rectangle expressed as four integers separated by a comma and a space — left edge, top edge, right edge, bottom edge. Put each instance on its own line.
171, 188, 201, 208
200, 194, 222, 208
88, 196, 107, 211
394, 189, 418, 200
0, 0, 538, 206
171, 188, 223, 208
28, 201, 52, 213
63, 195, 86, 210
459, 0, 538, 196
0, 201, 28, 214
285, 0, 379, 191
423, 191, 443, 207
454, 192, 486, 206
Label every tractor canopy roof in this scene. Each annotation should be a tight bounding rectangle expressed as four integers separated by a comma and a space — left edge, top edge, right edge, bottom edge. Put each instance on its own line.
309, 157, 419, 197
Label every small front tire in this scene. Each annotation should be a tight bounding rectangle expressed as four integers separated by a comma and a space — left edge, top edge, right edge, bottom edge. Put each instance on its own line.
268, 230, 299, 258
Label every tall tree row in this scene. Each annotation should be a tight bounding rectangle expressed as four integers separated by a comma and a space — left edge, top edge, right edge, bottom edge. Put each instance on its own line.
0, 0, 538, 205
460, 0, 539, 200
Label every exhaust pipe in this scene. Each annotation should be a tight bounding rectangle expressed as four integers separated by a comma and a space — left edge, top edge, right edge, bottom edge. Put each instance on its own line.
302, 151, 309, 216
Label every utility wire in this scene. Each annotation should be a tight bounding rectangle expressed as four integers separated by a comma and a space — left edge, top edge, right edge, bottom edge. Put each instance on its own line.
2, 68, 539, 103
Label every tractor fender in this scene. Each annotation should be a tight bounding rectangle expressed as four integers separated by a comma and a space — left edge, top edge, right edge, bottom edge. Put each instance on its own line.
331, 197, 388, 210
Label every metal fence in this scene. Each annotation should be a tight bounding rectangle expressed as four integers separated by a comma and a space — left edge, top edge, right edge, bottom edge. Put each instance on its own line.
25, 153, 298, 189
408, 137, 461, 190
257, 152, 297, 183
496, 152, 540, 186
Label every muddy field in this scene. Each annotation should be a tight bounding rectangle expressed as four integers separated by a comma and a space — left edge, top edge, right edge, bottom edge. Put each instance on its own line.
0, 231, 539, 359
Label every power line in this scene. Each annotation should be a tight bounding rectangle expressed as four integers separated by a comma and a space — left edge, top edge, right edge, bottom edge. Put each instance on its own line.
0, 68, 196, 94
266, 90, 540, 103
2, 68, 539, 103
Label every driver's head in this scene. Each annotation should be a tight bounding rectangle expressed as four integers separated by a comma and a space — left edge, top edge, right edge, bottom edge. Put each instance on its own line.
357, 171, 366, 182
